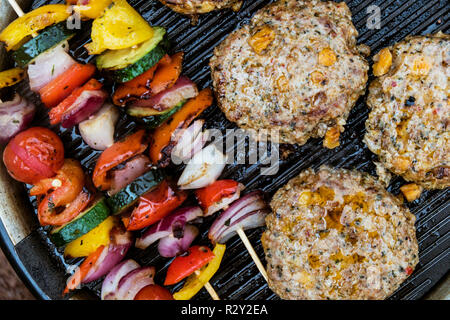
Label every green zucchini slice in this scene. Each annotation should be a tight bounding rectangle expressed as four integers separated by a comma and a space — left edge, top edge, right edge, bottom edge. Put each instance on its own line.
50, 197, 110, 247
96, 27, 169, 83
12, 22, 75, 67
106, 169, 165, 215
128, 100, 185, 129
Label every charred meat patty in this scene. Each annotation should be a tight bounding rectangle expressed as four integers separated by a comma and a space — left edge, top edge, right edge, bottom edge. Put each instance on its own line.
210, 0, 369, 146
159, 0, 242, 15
364, 33, 450, 189
261, 166, 419, 300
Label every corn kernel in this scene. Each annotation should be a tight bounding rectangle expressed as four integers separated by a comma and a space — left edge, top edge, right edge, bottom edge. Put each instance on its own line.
276, 75, 289, 92
373, 48, 392, 76
298, 191, 312, 205
297, 271, 312, 286
318, 48, 337, 67
248, 26, 275, 55
311, 70, 326, 84
412, 56, 431, 76
393, 156, 411, 172
400, 183, 423, 202
323, 127, 340, 149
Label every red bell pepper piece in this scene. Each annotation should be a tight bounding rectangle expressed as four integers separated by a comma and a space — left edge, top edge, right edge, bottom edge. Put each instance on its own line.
164, 246, 215, 286
63, 245, 105, 295
126, 180, 187, 231
39, 63, 96, 108
195, 180, 241, 213
92, 130, 148, 191
49, 78, 103, 125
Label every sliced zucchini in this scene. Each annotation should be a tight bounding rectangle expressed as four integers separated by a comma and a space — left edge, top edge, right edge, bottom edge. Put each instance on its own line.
96, 27, 169, 83
12, 22, 75, 67
50, 197, 110, 247
132, 100, 185, 129
106, 169, 165, 215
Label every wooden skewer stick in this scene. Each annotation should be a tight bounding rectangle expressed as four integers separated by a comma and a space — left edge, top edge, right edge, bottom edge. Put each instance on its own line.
6, 0, 25, 17
236, 227, 268, 282
194, 270, 220, 300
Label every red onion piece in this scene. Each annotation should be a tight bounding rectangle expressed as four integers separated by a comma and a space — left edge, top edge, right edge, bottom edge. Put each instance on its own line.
215, 209, 270, 244
171, 120, 209, 164
177, 144, 227, 190
101, 259, 140, 300
157, 224, 199, 258
82, 227, 134, 283
0, 94, 35, 144
28, 41, 75, 92
209, 191, 269, 243
135, 206, 203, 250
79, 104, 119, 150
60, 90, 108, 128
131, 76, 198, 111
115, 266, 155, 300
108, 155, 151, 196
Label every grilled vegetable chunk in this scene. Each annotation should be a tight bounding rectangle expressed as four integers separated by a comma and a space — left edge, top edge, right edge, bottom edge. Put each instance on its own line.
97, 27, 168, 83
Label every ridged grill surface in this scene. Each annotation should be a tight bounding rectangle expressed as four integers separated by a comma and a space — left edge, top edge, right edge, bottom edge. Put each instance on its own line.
14, 0, 450, 300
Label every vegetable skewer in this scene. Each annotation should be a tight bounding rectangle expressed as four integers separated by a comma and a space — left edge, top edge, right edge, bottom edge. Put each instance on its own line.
208, 189, 270, 283
2, 0, 234, 300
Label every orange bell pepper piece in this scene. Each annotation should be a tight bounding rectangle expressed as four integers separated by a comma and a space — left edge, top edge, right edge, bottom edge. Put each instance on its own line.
63, 245, 105, 295
92, 130, 148, 191
148, 88, 213, 166
39, 63, 96, 108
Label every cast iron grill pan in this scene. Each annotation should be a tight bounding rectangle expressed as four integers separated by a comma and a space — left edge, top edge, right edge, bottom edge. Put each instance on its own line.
12, 0, 450, 300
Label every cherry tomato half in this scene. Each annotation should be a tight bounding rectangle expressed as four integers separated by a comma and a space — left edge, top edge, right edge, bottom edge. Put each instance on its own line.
3, 127, 64, 184
134, 284, 174, 300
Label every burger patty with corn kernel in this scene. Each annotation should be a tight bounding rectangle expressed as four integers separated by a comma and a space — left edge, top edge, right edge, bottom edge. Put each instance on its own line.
210, 0, 369, 145
261, 166, 419, 300
158, 0, 242, 15
364, 33, 450, 189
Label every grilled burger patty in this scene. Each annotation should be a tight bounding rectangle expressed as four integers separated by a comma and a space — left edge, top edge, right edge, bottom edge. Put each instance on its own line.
210, 0, 369, 145
262, 167, 419, 300
158, 0, 242, 15
364, 33, 450, 189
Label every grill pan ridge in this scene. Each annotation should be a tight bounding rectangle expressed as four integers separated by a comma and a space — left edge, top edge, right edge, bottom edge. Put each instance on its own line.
7, 0, 449, 300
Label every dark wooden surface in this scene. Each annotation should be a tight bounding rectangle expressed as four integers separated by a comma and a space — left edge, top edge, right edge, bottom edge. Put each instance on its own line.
0, 248, 34, 300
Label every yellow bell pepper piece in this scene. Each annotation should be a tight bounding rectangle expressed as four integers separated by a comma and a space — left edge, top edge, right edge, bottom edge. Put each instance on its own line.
173, 244, 226, 300
0, 5, 71, 51
67, 0, 113, 20
64, 216, 116, 258
0, 68, 25, 89
84, 0, 154, 55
